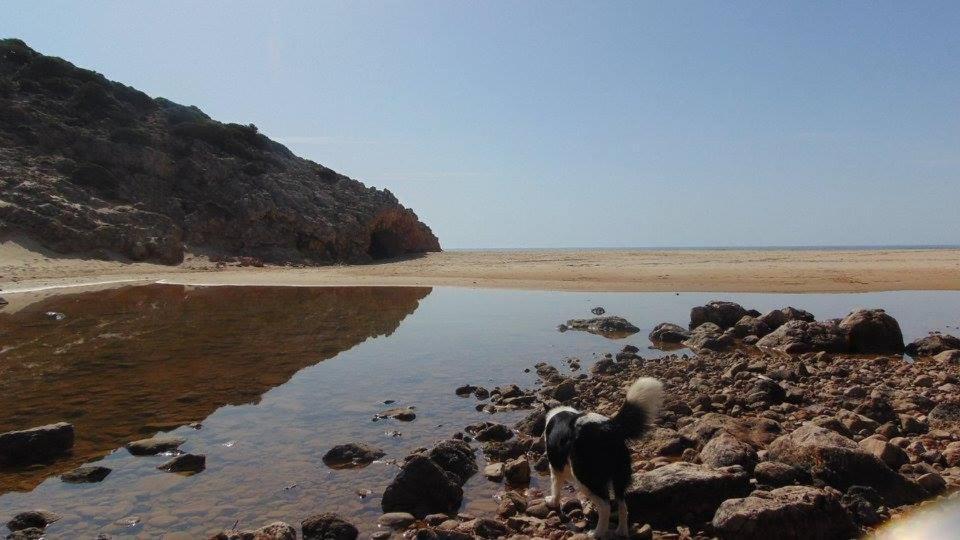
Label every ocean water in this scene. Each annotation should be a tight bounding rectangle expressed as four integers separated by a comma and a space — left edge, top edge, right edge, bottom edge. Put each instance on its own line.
0, 285, 958, 538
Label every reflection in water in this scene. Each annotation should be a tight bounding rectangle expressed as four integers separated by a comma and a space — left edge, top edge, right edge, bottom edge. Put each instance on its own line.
0, 285, 431, 494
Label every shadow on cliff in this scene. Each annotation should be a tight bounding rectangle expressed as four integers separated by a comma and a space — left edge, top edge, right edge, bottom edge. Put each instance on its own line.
0, 284, 432, 493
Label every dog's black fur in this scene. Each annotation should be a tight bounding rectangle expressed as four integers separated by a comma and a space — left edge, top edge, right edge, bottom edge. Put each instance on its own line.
543, 377, 663, 538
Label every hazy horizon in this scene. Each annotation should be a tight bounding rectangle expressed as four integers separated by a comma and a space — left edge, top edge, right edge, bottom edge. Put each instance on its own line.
4, 1, 959, 249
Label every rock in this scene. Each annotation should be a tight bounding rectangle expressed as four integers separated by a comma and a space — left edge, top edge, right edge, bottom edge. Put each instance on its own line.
212, 522, 297, 540
699, 431, 758, 471
905, 333, 960, 357
481, 440, 526, 462
836, 409, 879, 435
943, 441, 960, 467
473, 424, 513, 443
858, 436, 908, 469
756, 320, 847, 354
626, 462, 751, 527
928, 401, 960, 433
469, 518, 509, 539
503, 457, 530, 486
683, 322, 733, 352
6, 511, 61, 532
753, 461, 809, 487
678, 413, 783, 450
838, 309, 904, 353
60, 465, 112, 483
854, 397, 897, 425
428, 440, 477, 485
548, 379, 577, 402
746, 377, 786, 405
916, 472, 946, 493
648, 323, 690, 343
378, 512, 416, 529
514, 409, 547, 437
483, 463, 504, 481
689, 300, 750, 330
455, 385, 477, 396
125, 435, 186, 456
322, 442, 385, 468
0, 422, 74, 466
301, 513, 359, 540
933, 349, 960, 363
157, 453, 206, 474
711, 485, 856, 540
591, 307, 605, 315
563, 316, 639, 338
377, 407, 417, 422
841, 486, 884, 527
758, 307, 815, 331
0, 41, 439, 265
733, 316, 771, 339
6, 528, 44, 540
381, 455, 463, 518
767, 423, 925, 506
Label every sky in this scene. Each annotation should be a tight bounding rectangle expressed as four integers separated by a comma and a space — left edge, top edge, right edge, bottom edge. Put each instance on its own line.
3, 1, 959, 249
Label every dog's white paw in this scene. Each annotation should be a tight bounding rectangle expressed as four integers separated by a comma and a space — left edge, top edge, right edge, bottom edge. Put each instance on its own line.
544, 495, 558, 507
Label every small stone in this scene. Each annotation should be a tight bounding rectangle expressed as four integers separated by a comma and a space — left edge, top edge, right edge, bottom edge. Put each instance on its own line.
917, 472, 946, 493
6, 511, 61, 532
378, 512, 416, 529
301, 513, 359, 540
504, 457, 531, 486
125, 435, 186, 456
483, 463, 504, 481
157, 453, 206, 474
61, 465, 112, 483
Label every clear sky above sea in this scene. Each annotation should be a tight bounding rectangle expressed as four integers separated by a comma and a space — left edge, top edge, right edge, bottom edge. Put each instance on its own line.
3, 1, 959, 249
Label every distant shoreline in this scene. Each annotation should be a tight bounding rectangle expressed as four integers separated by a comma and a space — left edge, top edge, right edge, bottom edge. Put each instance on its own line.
3, 239, 959, 297
445, 245, 960, 252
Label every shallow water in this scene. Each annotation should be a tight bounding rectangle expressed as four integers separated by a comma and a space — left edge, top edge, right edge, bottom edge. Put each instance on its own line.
0, 285, 958, 538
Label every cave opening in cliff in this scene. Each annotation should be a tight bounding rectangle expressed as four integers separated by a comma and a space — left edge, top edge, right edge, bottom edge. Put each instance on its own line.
368, 228, 406, 260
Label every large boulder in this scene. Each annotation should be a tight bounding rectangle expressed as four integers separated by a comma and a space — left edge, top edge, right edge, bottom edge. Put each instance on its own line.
767, 423, 926, 507
626, 462, 751, 527
678, 413, 783, 450
427, 439, 478, 484
711, 486, 857, 540
699, 431, 758, 471
301, 513, 359, 540
689, 301, 750, 330
906, 333, 960, 357
683, 322, 733, 353
649, 323, 690, 343
381, 455, 464, 518
838, 309, 904, 353
563, 316, 639, 338
755, 320, 847, 354
758, 307, 815, 331
0, 422, 74, 466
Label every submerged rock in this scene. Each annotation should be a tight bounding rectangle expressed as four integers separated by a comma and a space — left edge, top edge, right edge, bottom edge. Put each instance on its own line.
322, 443, 385, 468
712, 485, 856, 540
300, 513, 358, 540
0, 422, 74, 466
376, 407, 417, 422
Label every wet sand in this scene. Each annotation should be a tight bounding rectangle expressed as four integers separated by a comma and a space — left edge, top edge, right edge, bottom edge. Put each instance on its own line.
2, 238, 959, 294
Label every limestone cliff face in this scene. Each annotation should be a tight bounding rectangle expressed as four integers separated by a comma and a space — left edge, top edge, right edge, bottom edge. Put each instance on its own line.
0, 39, 440, 264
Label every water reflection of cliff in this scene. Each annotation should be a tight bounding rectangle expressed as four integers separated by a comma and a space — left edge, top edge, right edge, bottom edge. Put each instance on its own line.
0, 285, 431, 493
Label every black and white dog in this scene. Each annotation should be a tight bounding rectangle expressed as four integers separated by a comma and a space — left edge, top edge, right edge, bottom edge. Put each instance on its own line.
543, 377, 663, 538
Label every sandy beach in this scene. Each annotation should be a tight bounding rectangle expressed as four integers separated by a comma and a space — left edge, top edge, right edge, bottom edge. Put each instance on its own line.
2, 238, 958, 295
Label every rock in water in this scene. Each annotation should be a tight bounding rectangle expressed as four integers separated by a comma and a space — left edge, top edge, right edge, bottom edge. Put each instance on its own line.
712, 486, 857, 540
157, 453, 206, 475
838, 309, 904, 353
755, 320, 847, 354
0, 39, 439, 264
427, 439, 478, 484
300, 513, 359, 540
905, 333, 960, 357
0, 422, 74, 466
563, 316, 640, 338
61, 465, 112, 483
322, 443, 385, 469
6, 510, 61, 532
648, 322, 690, 343
210, 521, 297, 540
125, 435, 186, 456
689, 301, 750, 330
381, 454, 463, 518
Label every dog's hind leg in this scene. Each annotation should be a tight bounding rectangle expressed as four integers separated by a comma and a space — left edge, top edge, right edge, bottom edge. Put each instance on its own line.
545, 464, 568, 507
615, 499, 628, 537
585, 492, 611, 538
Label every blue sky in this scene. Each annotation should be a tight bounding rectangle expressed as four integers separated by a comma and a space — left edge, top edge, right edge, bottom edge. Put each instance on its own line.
4, 1, 959, 248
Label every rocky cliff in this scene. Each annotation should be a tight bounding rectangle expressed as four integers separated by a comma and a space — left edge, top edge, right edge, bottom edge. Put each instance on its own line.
0, 39, 440, 264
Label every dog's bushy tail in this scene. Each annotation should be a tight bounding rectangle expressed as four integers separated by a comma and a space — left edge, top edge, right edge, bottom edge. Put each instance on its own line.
610, 377, 663, 440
